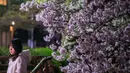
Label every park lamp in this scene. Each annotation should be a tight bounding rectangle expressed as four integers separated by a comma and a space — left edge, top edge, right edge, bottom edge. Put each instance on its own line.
10, 21, 15, 39
10, 21, 15, 32
12, 21, 15, 25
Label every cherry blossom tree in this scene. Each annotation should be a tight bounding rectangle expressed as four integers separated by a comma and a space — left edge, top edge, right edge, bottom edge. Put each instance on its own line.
20, 0, 130, 73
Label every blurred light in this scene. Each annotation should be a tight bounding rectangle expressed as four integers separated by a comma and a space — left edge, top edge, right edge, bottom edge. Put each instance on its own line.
12, 21, 15, 25
10, 26, 13, 32
0, 0, 7, 6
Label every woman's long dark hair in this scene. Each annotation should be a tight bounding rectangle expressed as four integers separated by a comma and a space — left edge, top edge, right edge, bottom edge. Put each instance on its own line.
8, 38, 23, 61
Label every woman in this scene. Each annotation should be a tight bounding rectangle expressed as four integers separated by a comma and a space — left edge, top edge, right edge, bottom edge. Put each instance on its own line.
7, 38, 31, 73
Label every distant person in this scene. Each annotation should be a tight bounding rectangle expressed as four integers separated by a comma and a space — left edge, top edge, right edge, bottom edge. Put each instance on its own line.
7, 38, 31, 73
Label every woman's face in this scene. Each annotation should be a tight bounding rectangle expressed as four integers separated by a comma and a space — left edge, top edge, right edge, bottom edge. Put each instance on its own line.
9, 44, 16, 55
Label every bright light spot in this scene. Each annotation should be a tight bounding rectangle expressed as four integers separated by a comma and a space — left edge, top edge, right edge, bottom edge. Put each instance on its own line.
12, 21, 15, 25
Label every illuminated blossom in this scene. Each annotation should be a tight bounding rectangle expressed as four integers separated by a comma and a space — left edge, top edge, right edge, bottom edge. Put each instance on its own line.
20, 0, 130, 73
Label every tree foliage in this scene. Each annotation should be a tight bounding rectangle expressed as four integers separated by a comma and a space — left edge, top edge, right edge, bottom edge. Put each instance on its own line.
0, 4, 38, 30
20, 0, 130, 73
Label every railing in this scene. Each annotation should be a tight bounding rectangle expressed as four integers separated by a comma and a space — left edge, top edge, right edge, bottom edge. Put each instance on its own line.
30, 56, 55, 73
0, 56, 55, 73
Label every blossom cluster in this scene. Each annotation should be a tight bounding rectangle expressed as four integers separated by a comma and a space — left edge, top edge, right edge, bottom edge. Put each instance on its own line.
20, 0, 130, 73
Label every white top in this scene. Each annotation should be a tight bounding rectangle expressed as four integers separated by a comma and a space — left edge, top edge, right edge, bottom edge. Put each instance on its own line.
7, 49, 31, 73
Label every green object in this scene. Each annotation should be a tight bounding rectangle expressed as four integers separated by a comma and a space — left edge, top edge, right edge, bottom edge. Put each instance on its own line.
65, 0, 72, 5
0, 47, 52, 56
0, 47, 9, 56
30, 47, 53, 56
37, 0, 47, 4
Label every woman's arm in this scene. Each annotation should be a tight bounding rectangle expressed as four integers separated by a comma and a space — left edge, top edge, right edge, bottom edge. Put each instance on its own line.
15, 56, 27, 73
